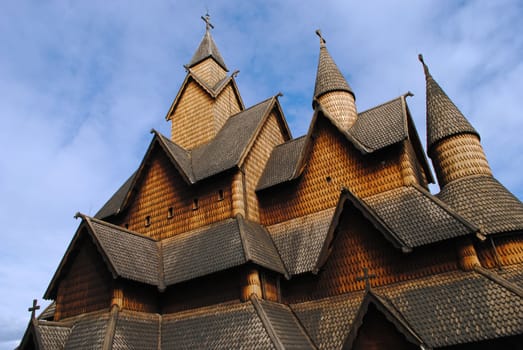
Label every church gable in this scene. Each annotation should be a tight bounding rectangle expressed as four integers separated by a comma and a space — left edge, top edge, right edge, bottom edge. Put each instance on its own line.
53, 234, 112, 320
116, 143, 234, 240
259, 111, 405, 226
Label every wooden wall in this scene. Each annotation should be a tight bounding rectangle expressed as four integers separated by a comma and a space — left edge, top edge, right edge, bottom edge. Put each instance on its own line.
242, 111, 286, 222
54, 235, 111, 320
259, 117, 405, 226
476, 234, 523, 268
213, 83, 242, 133
121, 280, 159, 313
114, 146, 233, 240
191, 59, 227, 87
282, 205, 459, 303
162, 267, 241, 313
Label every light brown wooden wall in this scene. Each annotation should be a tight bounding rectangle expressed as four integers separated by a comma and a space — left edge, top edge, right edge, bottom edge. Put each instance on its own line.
191, 59, 227, 87
476, 235, 523, 268
259, 118, 405, 226
171, 81, 215, 149
115, 146, 233, 240
243, 111, 286, 222
213, 83, 242, 135
282, 206, 459, 303
55, 236, 112, 320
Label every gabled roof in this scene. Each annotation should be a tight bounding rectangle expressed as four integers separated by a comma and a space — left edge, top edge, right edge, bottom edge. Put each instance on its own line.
46, 214, 287, 298
291, 291, 364, 349
342, 290, 425, 349
165, 70, 243, 121
45, 215, 162, 299
267, 207, 336, 275
314, 186, 478, 271
18, 318, 71, 350
97, 96, 291, 219
379, 269, 523, 348
162, 214, 288, 285
187, 27, 228, 71
313, 35, 353, 102
257, 95, 427, 192
419, 55, 479, 153
437, 175, 523, 235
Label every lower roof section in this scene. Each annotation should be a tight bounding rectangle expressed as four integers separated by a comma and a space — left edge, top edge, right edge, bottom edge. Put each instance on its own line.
24, 266, 523, 350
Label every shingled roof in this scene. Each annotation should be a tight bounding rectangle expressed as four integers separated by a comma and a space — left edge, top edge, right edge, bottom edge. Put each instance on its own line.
437, 175, 523, 235
419, 55, 479, 153
46, 214, 287, 298
97, 96, 290, 219
257, 95, 420, 192
313, 34, 353, 102
187, 26, 227, 71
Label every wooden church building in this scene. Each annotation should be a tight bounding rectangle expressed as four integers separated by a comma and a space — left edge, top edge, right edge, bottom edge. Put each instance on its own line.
19, 16, 523, 349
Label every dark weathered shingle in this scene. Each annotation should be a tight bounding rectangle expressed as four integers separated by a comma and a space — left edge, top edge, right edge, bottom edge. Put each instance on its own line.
37, 322, 71, 350
163, 216, 286, 285
257, 136, 307, 191
379, 270, 523, 348
187, 28, 227, 71
161, 302, 275, 349
239, 217, 288, 277
267, 208, 335, 275
499, 263, 523, 288
291, 292, 364, 350
349, 96, 407, 151
64, 313, 110, 349
314, 41, 353, 101
420, 56, 479, 152
89, 218, 161, 287
112, 311, 160, 350
162, 218, 245, 286
255, 299, 316, 349
192, 98, 273, 180
95, 172, 136, 219
38, 302, 56, 321
364, 185, 477, 247
437, 175, 523, 235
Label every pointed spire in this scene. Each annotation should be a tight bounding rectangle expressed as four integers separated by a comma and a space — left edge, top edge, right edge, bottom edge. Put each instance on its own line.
419, 54, 478, 152
313, 29, 354, 103
187, 14, 228, 71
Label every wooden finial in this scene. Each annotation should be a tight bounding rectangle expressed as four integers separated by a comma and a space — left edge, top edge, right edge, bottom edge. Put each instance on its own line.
315, 29, 326, 47
28, 299, 40, 319
418, 53, 430, 75
201, 13, 214, 31
356, 267, 376, 291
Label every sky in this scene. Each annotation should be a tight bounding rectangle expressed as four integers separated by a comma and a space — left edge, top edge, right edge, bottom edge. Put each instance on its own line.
1, 0, 522, 348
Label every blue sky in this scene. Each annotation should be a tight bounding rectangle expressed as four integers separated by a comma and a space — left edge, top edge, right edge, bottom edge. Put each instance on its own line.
1, 1, 522, 348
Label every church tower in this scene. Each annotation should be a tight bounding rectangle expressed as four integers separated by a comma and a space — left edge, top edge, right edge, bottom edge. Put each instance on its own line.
165, 14, 244, 149
419, 54, 492, 187
313, 30, 358, 129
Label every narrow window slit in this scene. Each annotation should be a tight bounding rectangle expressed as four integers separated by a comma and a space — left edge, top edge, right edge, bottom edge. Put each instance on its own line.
192, 198, 199, 210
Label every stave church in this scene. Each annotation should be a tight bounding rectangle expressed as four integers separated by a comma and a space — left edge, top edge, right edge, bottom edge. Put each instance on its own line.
19, 15, 523, 349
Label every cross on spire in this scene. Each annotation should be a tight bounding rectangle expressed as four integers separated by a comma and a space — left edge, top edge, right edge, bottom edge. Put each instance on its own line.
201, 13, 214, 31
28, 299, 40, 319
356, 267, 376, 291
315, 29, 326, 47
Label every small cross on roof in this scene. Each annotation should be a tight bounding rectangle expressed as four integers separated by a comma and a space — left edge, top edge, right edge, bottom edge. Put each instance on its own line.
356, 267, 377, 291
28, 299, 40, 319
201, 13, 214, 31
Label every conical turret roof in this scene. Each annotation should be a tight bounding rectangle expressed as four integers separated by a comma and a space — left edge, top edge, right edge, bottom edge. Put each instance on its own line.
419, 55, 478, 152
313, 31, 354, 102
187, 16, 228, 71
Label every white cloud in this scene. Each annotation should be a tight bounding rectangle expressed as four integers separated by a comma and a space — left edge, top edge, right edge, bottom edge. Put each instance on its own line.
1, 1, 522, 346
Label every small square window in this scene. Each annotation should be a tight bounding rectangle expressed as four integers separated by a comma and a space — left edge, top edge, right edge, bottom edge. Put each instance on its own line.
167, 207, 174, 219
192, 198, 199, 210
218, 189, 224, 201
145, 216, 151, 227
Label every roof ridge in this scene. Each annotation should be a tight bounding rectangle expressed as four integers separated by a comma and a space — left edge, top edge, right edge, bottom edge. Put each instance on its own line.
250, 295, 285, 350
84, 214, 158, 242
236, 214, 251, 262
356, 94, 405, 116
473, 266, 523, 298
102, 305, 119, 350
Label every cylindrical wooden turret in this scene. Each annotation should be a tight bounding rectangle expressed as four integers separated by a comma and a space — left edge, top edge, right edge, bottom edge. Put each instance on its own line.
456, 237, 481, 270
313, 30, 358, 130
241, 267, 262, 301
419, 54, 492, 188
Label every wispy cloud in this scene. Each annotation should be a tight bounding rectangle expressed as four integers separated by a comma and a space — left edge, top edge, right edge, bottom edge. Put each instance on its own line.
1, 1, 522, 347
